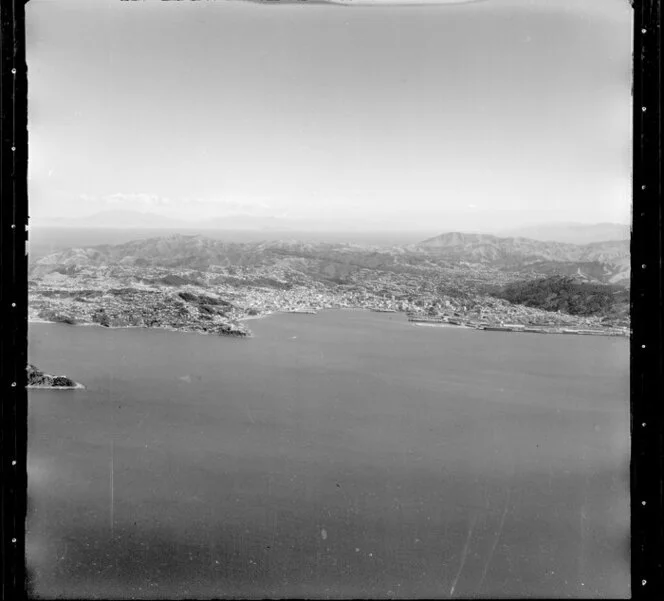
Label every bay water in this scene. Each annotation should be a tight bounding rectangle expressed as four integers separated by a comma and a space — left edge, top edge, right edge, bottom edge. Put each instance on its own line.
27, 310, 630, 598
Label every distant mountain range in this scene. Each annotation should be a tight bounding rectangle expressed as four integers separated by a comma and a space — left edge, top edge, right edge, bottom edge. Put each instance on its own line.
32, 210, 186, 230
494, 222, 630, 245
31, 211, 630, 244
31, 230, 630, 286
31, 210, 349, 233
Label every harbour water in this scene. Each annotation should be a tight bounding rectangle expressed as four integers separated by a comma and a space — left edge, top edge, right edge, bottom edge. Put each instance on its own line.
27, 310, 630, 598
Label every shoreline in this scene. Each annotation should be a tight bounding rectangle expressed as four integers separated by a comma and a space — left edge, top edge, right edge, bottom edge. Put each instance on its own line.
412, 322, 471, 329
28, 317, 252, 338
28, 310, 629, 339
27, 383, 85, 391
408, 319, 628, 337
238, 309, 319, 322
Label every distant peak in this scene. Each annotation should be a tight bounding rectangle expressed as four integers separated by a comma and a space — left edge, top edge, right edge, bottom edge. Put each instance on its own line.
417, 231, 499, 247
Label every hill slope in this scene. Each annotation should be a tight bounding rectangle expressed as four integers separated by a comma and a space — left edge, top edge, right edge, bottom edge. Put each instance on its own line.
414, 232, 629, 285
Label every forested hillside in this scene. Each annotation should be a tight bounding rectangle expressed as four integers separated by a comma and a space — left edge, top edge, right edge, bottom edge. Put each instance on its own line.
492, 276, 629, 319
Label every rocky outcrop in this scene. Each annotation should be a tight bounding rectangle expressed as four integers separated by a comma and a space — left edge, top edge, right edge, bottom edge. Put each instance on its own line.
27, 364, 84, 389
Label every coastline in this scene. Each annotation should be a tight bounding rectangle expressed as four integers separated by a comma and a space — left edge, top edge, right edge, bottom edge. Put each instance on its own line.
412, 322, 471, 329
238, 309, 318, 321
408, 318, 628, 337
27, 362, 86, 390
28, 317, 252, 338
27, 383, 85, 391
28, 310, 629, 340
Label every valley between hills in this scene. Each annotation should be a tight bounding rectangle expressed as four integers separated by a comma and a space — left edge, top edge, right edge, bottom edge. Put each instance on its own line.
28, 232, 630, 339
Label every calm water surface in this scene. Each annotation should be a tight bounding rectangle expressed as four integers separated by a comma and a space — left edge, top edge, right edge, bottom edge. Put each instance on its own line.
28, 311, 630, 598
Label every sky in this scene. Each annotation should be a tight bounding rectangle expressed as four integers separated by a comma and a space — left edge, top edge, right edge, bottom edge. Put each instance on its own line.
27, 0, 633, 231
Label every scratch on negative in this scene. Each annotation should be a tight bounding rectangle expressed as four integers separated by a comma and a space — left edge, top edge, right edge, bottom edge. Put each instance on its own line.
449, 514, 476, 597
110, 439, 115, 537
477, 486, 513, 593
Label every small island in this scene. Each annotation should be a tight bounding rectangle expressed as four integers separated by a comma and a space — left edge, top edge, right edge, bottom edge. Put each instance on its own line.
27, 364, 85, 390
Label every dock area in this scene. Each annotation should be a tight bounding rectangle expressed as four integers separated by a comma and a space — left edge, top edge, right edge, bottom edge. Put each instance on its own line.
407, 315, 628, 337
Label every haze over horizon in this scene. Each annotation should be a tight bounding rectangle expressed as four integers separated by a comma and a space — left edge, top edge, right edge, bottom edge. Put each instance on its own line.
27, 0, 632, 232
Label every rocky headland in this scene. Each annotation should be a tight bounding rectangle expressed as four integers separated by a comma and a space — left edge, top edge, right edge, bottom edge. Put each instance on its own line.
27, 364, 84, 389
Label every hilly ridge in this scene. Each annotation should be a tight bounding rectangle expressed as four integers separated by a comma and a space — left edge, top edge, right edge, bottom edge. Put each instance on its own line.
32, 231, 629, 286
414, 232, 629, 284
